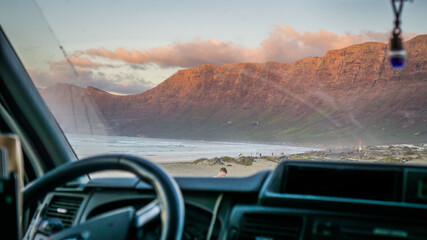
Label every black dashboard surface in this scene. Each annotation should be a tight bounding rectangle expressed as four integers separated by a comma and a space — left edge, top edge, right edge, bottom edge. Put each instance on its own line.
25, 161, 427, 240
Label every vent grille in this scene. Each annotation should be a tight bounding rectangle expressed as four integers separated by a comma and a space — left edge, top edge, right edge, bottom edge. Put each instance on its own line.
238, 213, 303, 240
340, 225, 425, 240
44, 196, 83, 228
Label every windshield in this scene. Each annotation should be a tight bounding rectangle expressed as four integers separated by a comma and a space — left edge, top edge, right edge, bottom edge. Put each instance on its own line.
0, 0, 426, 177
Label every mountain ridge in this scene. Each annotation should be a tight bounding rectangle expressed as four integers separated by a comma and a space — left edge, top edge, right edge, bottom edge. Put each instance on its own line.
40, 35, 427, 144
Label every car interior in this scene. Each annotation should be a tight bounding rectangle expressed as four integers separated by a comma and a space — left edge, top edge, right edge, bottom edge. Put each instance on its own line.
1, 1, 426, 240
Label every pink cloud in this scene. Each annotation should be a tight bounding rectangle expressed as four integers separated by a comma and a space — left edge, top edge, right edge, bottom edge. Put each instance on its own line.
83, 24, 419, 68
68, 57, 103, 68
86, 38, 260, 68
51, 57, 114, 69
30, 59, 153, 94
118, 81, 133, 87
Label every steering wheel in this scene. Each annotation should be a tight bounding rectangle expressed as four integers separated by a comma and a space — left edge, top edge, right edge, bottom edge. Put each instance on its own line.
23, 154, 185, 240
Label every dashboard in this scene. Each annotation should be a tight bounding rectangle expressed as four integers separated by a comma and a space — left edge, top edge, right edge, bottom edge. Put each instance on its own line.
24, 161, 427, 240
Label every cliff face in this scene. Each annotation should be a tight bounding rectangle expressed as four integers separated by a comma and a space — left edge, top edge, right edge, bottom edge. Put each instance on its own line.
41, 35, 427, 144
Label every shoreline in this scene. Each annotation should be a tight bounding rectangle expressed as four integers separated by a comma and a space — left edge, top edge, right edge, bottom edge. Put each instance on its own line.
67, 133, 317, 163
67, 133, 427, 155
159, 143, 427, 177
67, 132, 427, 146
90, 143, 427, 178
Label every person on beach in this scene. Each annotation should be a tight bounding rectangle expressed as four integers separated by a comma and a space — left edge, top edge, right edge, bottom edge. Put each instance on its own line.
215, 167, 227, 177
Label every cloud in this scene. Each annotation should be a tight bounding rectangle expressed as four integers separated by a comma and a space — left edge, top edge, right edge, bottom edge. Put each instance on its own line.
68, 57, 103, 68
51, 57, 116, 69
86, 39, 260, 68
356, 30, 417, 43
83, 72, 154, 94
129, 64, 147, 70
259, 25, 358, 62
29, 60, 154, 94
83, 24, 419, 68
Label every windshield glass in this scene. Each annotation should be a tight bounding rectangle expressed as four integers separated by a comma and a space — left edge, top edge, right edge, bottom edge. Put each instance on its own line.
0, 0, 426, 177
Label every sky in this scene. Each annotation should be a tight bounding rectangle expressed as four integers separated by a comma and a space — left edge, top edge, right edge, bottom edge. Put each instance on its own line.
0, 0, 426, 94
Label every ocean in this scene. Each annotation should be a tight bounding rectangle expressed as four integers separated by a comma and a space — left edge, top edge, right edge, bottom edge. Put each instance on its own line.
66, 134, 315, 163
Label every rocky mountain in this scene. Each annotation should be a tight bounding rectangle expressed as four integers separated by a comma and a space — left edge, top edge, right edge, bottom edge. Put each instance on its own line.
38, 83, 110, 135
39, 35, 427, 144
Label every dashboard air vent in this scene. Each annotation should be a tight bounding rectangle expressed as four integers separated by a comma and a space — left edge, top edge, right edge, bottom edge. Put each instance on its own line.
238, 213, 303, 240
44, 196, 83, 228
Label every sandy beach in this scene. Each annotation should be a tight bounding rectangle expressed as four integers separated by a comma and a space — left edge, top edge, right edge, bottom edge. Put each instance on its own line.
159, 143, 427, 177
89, 143, 427, 178
160, 159, 278, 177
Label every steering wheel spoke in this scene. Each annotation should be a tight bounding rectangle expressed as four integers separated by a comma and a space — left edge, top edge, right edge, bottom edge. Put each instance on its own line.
135, 199, 161, 228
